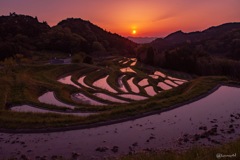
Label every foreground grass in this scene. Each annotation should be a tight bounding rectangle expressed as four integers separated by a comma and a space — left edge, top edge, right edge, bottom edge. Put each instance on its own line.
117, 138, 240, 160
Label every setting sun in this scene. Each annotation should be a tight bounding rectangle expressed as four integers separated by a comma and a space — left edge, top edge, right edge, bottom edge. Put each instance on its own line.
132, 29, 137, 35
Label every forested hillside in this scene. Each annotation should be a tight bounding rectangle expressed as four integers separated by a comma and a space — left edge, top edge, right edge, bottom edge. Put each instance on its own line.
137, 23, 240, 79
0, 13, 136, 60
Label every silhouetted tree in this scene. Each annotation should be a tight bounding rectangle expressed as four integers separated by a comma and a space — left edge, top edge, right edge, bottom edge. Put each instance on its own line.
83, 56, 93, 64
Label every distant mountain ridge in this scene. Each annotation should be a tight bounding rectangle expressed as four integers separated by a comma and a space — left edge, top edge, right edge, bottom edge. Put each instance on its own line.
127, 37, 157, 44
148, 22, 240, 55
130, 22, 240, 45
153, 22, 240, 45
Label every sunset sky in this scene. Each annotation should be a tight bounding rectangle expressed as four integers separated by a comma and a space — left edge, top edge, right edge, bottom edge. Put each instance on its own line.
0, 0, 239, 37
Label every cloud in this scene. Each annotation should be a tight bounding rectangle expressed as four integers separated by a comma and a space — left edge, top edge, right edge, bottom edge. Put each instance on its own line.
152, 13, 175, 22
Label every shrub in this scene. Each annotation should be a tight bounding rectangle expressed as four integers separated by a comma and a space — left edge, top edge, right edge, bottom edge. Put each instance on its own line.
83, 55, 93, 64
71, 52, 84, 63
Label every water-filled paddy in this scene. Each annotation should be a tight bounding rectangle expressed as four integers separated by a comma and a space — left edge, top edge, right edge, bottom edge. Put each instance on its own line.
168, 76, 187, 82
120, 67, 136, 73
48, 58, 188, 107
118, 75, 128, 93
118, 94, 148, 101
94, 93, 129, 104
154, 71, 166, 78
174, 81, 185, 85
11, 105, 94, 116
164, 80, 178, 87
149, 75, 159, 79
144, 86, 157, 96
58, 75, 80, 88
72, 93, 107, 106
78, 76, 95, 90
138, 79, 149, 87
38, 92, 75, 109
157, 82, 172, 90
93, 75, 118, 93
127, 77, 140, 93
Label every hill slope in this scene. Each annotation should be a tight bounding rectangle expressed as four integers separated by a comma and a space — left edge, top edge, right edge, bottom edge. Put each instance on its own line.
137, 22, 240, 78
57, 18, 136, 55
127, 37, 157, 44
0, 13, 136, 60
150, 22, 240, 51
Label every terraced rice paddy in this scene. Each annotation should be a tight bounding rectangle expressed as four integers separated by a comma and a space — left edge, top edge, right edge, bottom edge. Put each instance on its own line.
2, 56, 240, 160
10, 56, 188, 116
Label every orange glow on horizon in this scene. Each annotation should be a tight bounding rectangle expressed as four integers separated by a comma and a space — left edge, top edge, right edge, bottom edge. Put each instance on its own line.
0, 1, 239, 37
